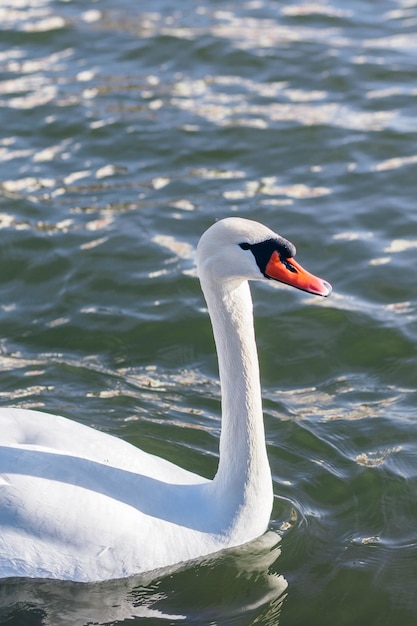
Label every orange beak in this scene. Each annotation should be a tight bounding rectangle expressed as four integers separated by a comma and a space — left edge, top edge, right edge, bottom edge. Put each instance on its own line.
265, 251, 332, 297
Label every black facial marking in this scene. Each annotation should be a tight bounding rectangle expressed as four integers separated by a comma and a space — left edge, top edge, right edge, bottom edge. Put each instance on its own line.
281, 258, 297, 273
239, 238, 297, 277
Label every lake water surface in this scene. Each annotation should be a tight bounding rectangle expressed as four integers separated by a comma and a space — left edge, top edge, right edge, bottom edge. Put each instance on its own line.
1, 0, 417, 624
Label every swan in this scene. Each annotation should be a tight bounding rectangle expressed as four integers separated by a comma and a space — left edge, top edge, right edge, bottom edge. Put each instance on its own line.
0, 217, 331, 582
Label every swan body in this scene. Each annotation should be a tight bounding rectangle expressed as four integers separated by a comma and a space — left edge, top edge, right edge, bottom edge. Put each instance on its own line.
0, 217, 331, 581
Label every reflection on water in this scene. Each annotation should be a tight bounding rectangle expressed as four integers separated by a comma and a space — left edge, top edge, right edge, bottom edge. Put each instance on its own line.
0, 533, 287, 625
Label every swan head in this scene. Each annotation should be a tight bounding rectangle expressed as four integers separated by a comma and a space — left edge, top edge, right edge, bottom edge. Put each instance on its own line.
196, 217, 332, 297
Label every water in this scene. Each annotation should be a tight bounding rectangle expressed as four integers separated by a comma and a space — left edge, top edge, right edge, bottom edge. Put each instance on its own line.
1, 0, 417, 623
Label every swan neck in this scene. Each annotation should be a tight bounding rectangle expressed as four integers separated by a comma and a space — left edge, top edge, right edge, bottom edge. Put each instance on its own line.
201, 277, 271, 500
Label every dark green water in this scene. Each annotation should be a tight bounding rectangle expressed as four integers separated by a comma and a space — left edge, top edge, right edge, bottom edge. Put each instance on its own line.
1, 0, 417, 623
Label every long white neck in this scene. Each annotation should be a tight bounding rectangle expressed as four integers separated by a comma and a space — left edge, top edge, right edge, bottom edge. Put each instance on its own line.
200, 275, 273, 540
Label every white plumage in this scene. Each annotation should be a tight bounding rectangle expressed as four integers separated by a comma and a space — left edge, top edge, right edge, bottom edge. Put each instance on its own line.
0, 217, 331, 581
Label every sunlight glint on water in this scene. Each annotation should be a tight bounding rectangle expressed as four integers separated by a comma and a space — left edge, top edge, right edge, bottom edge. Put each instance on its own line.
1, 0, 417, 624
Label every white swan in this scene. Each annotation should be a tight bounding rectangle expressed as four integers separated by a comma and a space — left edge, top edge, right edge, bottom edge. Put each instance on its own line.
0, 217, 331, 582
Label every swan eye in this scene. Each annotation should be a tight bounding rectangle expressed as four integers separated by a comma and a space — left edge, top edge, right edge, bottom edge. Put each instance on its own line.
239, 242, 251, 250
